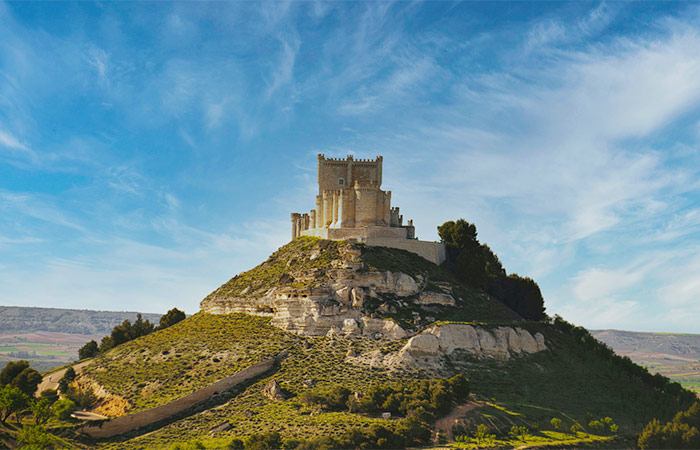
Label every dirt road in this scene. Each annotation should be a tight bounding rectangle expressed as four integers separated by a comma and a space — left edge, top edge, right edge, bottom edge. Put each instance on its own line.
36, 360, 92, 396
434, 401, 481, 441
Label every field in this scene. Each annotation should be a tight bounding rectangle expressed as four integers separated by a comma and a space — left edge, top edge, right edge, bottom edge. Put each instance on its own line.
0, 331, 102, 373
591, 329, 700, 394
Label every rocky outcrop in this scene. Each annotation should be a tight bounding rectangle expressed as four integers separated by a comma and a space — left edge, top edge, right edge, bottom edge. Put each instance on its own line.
201, 242, 462, 338
263, 380, 286, 401
347, 324, 547, 369
201, 238, 521, 339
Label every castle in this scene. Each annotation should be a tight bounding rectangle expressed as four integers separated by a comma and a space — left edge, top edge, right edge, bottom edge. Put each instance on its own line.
291, 154, 446, 264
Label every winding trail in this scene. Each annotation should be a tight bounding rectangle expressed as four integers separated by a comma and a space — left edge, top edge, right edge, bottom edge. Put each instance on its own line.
434, 401, 482, 441
36, 360, 92, 396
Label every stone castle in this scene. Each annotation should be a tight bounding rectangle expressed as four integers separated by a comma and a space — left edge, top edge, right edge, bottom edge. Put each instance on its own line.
291, 154, 446, 264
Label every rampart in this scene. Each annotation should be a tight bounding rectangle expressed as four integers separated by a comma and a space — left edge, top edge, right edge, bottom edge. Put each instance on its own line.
78, 358, 275, 439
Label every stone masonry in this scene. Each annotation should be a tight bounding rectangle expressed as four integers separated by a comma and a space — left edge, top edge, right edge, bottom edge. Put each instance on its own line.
291, 154, 445, 264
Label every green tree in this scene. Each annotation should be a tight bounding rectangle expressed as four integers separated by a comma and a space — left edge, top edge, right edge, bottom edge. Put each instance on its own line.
78, 340, 99, 359
12, 367, 43, 397
30, 398, 52, 425
0, 360, 30, 385
0, 384, 29, 423
17, 424, 57, 449
58, 367, 76, 394
39, 389, 59, 405
52, 398, 76, 421
159, 308, 186, 330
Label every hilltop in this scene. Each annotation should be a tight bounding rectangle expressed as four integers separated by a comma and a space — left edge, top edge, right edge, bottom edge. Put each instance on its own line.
3, 238, 696, 450
6, 237, 686, 450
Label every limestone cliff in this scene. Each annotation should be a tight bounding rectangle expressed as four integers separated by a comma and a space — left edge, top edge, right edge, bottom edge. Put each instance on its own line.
346, 323, 547, 369
201, 237, 520, 338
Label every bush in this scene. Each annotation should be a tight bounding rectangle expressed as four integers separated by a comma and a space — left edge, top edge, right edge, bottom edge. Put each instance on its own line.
52, 398, 76, 421
639, 402, 700, 449
78, 340, 99, 359
17, 425, 58, 449
159, 308, 187, 330
65, 385, 97, 409
245, 431, 282, 450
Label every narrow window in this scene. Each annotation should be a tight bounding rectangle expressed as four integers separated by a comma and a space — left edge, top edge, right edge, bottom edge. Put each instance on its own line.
339, 178, 344, 185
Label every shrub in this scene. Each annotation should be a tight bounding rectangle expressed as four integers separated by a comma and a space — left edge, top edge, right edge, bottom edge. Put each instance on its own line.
551, 417, 562, 430
0, 384, 29, 423
639, 402, 700, 449
52, 398, 76, 421
78, 340, 99, 359
159, 308, 187, 330
17, 425, 58, 449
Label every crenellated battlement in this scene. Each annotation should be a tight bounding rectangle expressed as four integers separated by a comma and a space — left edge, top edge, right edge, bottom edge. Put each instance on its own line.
293, 154, 415, 243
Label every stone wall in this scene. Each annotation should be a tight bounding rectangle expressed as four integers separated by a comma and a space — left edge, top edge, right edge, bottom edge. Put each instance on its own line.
79, 358, 275, 439
362, 237, 446, 265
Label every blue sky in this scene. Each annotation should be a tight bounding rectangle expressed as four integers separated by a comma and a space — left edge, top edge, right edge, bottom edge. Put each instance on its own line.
1, 1, 700, 333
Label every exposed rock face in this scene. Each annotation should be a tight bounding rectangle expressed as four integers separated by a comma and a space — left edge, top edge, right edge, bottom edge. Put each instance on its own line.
201, 238, 521, 339
201, 241, 470, 338
263, 380, 285, 401
347, 324, 547, 369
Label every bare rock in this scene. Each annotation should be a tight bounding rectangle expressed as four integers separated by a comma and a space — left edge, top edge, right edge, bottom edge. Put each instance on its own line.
417, 291, 455, 306
209, 421, 232, 434
263, 380, 286, 401
404, 334, 440, 356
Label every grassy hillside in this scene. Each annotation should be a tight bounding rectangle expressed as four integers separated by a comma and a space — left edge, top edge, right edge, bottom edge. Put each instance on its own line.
61, 313, 692, 449
81, 313, 300, 413
591, 329, 700, 393
29, 240, 692, 449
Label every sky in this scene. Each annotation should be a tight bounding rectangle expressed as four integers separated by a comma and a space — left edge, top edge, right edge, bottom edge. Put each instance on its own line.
1, 1, 700, 333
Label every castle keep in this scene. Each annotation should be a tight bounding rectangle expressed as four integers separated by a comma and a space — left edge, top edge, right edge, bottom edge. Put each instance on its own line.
291, 154, 445, 264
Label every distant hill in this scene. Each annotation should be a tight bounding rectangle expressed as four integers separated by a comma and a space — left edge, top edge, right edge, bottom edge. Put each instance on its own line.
591, 329, 700, 393
0, 306, 162, 335
591, 329, 700, 361
0, 306, 163, 373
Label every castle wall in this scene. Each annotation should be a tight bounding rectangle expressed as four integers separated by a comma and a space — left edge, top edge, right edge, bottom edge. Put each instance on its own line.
293, 154, 444, 265
362, 237, 447, 265
317, 154, 382, 193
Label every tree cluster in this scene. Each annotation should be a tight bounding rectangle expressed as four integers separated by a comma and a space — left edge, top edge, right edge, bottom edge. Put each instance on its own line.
78, 308, 186, 359
437, 219, 546, 320
233, 419, 433, 450
639, 402, 700, 449
300, 375, 469, 419
0, 360, 42, 397
0, 360, 77, 427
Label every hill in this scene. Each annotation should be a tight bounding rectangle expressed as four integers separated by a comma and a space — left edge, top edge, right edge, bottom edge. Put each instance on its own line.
591, 329, 700, 393
7, 238, 697, 450
0, 306, 162, 335
0, 306, 162, 373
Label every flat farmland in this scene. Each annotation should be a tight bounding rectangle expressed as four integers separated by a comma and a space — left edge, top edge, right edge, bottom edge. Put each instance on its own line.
0, 331, 102, 373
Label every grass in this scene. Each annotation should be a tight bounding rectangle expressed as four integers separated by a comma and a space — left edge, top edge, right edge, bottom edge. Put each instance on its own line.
203, 237, 344, 300
81, 313, 300, 412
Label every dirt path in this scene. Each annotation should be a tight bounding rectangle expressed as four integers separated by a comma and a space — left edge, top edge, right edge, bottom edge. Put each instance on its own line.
71, 410, 108, 421
36, 360, 92, 395
434, 401, 481, 441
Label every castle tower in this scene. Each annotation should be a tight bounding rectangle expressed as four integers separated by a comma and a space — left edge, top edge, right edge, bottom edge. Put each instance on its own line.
290, 154, 445, 265
291, 154, 413, 241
